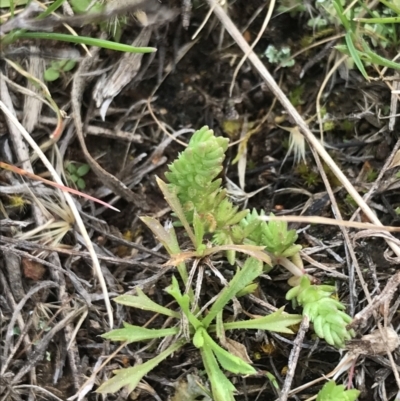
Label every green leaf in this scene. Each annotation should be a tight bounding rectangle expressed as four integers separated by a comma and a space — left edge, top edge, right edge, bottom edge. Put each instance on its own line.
316, 381, 360, 401
202, 257, 263, 328
193, 210, 205, 251
76, 163, 90, 176
355, 16, 400, 24
266, 372, 280, 390
222, 307, 302, 334
44, 68, 60, 82
215, 311, 224, 341
202, 330, 256, 375
363, 49, 400, 70
70, 174, 79, 183
50, 60, 63, 70
77, 178, 86, 189
102, 322, 179, 343
236, 283, 258, 297
66, 163, 77, 174
97, 340, 185, 394
199, 345, 236, 401
0, 0, 27, 8
114, 289, 180, 318
37, 0, 67, 19
333, 0, 351, 31
344, 33, 369, 80
166, 276, 202, 330
193, 328, 205, 348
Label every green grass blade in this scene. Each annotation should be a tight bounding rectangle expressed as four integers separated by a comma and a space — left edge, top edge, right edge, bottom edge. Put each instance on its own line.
38, 0, 67, 19
345, 32, 369, 80
355, 16, 400, 24
364, 49, 400, 70
380, 0, 400, 15
333, 0, 350, 31
15, 32, 156, 53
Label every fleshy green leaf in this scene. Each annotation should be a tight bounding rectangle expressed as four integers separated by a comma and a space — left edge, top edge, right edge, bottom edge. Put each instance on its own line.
76, 164, 90, 176
44, 68, 60, 82
66, 163, 77, 174
62, 59, 76, 72
76, 178, 86, 189
165, 126, 229, 227
287, 276, 355, 348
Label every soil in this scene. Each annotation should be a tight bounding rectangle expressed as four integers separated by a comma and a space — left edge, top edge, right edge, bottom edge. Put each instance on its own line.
1, 1, 400, 400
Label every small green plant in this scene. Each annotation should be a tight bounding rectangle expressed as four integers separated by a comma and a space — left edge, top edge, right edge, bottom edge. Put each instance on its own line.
99, 127, 356, 400
326, 0, 400, 79
289, 84, 306, 108
286, 276, 355, 348
296, 162, 321, 188
44, 59, 76, 82
264, 44, 295, 67
366, 168, 378, 183
65, 162, 90, 190
317, 380, 360, 401
98, 259, 303, 400
278, 0, 400, 79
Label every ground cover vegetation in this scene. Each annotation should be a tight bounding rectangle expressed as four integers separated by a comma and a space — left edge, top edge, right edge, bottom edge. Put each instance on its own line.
1, 0, 400, 400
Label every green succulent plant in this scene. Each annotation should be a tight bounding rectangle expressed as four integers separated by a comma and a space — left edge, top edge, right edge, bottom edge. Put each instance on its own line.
286, 275, 355, 348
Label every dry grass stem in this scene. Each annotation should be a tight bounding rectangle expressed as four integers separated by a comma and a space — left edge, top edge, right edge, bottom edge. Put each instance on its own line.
0, 100, 114, 328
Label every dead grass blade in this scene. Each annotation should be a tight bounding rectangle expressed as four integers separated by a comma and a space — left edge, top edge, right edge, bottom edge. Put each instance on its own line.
205, 0, 400, 260
261, 215, 400, 232
0, 100, 114, 328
